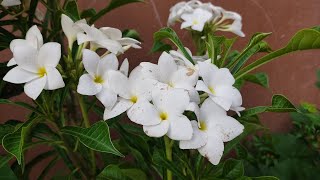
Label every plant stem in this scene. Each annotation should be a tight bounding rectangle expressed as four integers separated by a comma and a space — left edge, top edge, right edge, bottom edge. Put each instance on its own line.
164, 136, 173, 180
76, 94, 96, 177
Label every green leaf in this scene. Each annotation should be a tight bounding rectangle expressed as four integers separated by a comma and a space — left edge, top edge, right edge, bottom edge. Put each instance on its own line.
235, 144, 248, 159
243, 73, 269, 88
235, 28, 320, 79
122, 29, 141, 41
97, 165, 127, 180
90, 0, 144, 23
121, 169, 147, 180
0, 155, 13, 169
206, 34, 225, 64
0, 164, 17, 180
38, 156, 60, 180
241, 95, 296, 117
81, 8, 97, 19
219, 38, 237, 67
222, 159, 244, 179
228, 32, 272, 71
251, 177, 279, 180
0, 124, 15, 142
150, 41, 172, 53
64, 0, 80, 21
61, 121, 123, 156
153, 27, 194, 64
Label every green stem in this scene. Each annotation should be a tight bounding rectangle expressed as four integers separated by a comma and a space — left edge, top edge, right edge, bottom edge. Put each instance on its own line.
164, 136, 173, 180
77, 94, 96, 177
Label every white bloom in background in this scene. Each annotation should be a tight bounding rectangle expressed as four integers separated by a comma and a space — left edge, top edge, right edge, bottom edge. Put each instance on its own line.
77, 49, 120, 110
140, 52, 199, 102
167, 0, 202, 26
104, 66, 156, 120
7, 25, 43, 67
130, 89, 193, 140
3, 43, 64, 100
181, 8, 212, 31
180, 99, 244, 165
1, 0, 21, 7
61, 14, 87, 49
196, 61, 244, 113
99, 27, 141, 49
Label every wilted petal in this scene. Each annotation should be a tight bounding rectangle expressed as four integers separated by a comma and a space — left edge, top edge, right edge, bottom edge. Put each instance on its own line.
24, 76, 46, 100
77, 74, 102, 95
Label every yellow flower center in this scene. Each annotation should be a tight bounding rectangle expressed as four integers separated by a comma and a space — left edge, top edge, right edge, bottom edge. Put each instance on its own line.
130, 96, 138, 103
94, 75, 104, 84
199, 121, 207, 131
208, 86, 215, 94
192, 19, 199, 25
168, 82, 174, 88
37, 67, 47, 77
159, 112, 168, 121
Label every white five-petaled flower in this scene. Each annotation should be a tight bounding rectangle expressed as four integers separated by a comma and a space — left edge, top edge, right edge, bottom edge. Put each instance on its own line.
167, 0, 202, 26
7, 25, 43, 67
77, 49, 123, 110
181, 8, 212, 31
3, 42, 64, 100
180, 99, 244, 165
140, 52, 199, 103
1, 0, 21, 7
130, 89, 193, 140
104, 66, 156, 121
196, 61, 244, 114
61, 14, 87, 49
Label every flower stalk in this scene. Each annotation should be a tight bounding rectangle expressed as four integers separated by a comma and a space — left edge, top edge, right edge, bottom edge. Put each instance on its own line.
164, 136, 173, 180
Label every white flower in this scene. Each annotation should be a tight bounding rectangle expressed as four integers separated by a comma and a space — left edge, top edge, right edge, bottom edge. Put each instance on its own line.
3, 43, 64, 100
167, 0, 202, 26
99, 27, 141, 49
196, 61, 244, 113
7, 25, 43, 67
181, 8, 212, 31
61, 14, 87, 49
179, 99, 244, 165
131, 89, 193, 140
104, 66, 157, 120
77, 49, 120, 110
1, 0, 21, 7
140, 52, 199, 102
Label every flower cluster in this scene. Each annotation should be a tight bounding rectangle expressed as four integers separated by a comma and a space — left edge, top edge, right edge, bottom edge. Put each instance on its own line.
168, 0, 245, 37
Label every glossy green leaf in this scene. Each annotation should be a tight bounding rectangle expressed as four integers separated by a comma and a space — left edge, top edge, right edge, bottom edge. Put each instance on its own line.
241, 95, 296, 117
90, 0, 144, 23
243, 73, 269, 88
206, 34, 225, 64
122, 29, 141, 41
0, 164, 17, 180
0, 124, 15, 142
64, 0, 80, 21
222, 159, 244, 179
235, 28, 320, 79
97, 165, 127, 180
81, 8, 96, 19
0, 155, 13, 169
153, 27, 194, 64
219, 38, 237, 67
150, 41, 172, 53
61, 121, 123, 156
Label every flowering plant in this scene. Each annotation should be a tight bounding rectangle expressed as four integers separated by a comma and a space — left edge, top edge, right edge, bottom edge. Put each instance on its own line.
0, 0, 319, 179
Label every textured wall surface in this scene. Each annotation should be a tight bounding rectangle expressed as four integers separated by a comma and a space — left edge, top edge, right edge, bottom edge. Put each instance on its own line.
1, 0, 320, 132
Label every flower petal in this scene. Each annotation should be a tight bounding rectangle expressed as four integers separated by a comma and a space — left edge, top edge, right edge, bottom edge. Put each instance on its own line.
96, 88, 117, 110
108, 70, 131, 99
96, 39, 123, 54
167, 115, 193, 140
98, 53, 119, 76
198, 61, 218, 86
195, 80, 211, 94
211, 116, 244, 142
119, 58, 129, 76
24, 77, 46, 100
179, 120, 207, 149
44, 67, 65, 90
200, 98, 227, 120
188, 89, 200, 104
7, 58, 17, 67
10, 39, 29, 52
152, 89, 190, 115
140, 62, 160, 80
26, 25, 43, 49
38, 42, 61, 68
158, 52, 177, 83
212, 85, 239, 111
99, 27, 122, 40
171, 67, 198, 90
3, 66, 38, 84
127, 101, 161, 126
82, 49, 100, 76
211, 68, 235, 86
104, 98, 133, 120
13, 45, 38, 73
77, 74, 102, 95
1, 0, 21, 7
143, 121, 170, 138
198, 132, 224, 165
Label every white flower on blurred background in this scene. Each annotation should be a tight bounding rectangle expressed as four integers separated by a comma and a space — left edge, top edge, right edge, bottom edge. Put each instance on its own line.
3, 42, 64, 100
140, 52, 199, 102
130, 89, 193, 140
61, 14, 87, 49
76, 23, 140, 54
77, 49, 119, 109
168, 0, 245, 37
181, 8, 212, 31
7, 25, 43, 67
196, 61, 244, 113
180, 99, 244, 165
104, 66, 156, 121
1, 0, 21, 7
